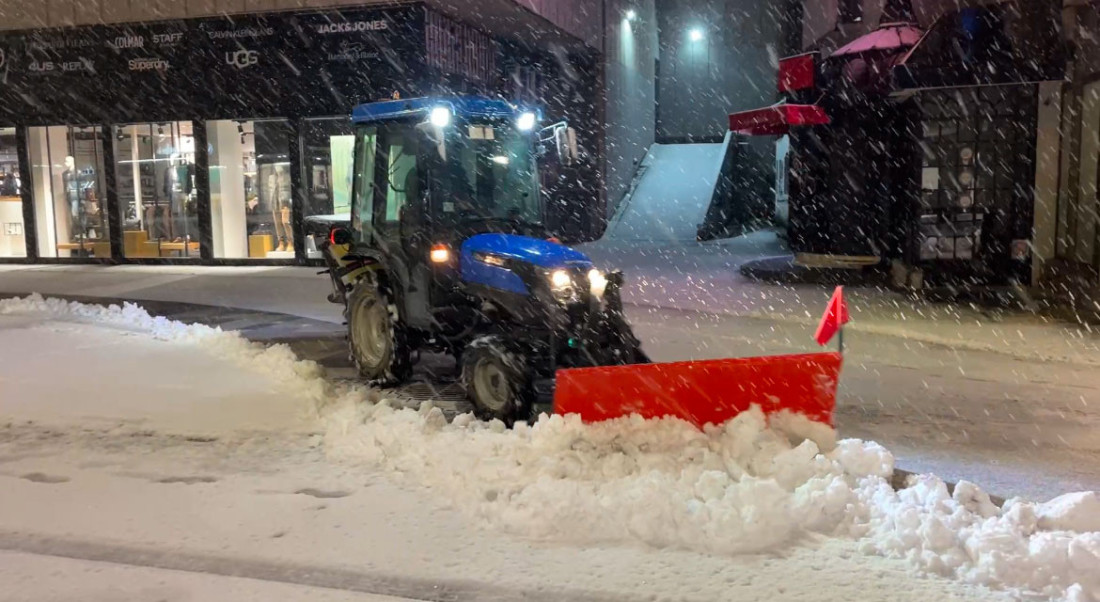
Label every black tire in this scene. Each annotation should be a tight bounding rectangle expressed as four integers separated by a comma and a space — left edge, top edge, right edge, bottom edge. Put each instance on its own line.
462, 336, 531, 425
346, 282, 413, 385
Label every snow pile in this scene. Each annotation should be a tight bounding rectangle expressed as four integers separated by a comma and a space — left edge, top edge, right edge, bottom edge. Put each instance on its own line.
0, 294, 336, 416
5, 295, 1099, 601
326, 402, 1100, 601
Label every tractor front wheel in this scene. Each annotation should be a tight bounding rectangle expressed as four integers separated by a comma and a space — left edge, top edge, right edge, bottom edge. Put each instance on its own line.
462, 337, 531, 425
346, 284, 413, 385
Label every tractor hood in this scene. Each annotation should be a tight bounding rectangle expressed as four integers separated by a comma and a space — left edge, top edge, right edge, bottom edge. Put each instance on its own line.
460, 234, 592, 295
462, 234, 592, 268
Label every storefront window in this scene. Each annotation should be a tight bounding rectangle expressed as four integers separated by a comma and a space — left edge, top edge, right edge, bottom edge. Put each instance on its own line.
0, 127, 27, 257
301, 117, 355, 258
27, 125, 109, 258
113, 122, 198, 258
915, 86, 1036, 270
207, 119, 292, 259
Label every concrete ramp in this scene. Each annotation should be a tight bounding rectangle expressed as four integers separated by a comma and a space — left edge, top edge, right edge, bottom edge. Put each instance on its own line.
604, 136, 731, 243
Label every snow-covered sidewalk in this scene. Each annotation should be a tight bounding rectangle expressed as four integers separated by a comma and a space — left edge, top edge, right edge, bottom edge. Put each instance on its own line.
1, 295, 1098, 601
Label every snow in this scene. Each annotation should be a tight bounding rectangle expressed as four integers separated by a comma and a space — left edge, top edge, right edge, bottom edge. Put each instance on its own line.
603, 139, 731, 243
0, 551, 412, 602
0, 293, 330, 434
1038, 492, 1100, 533
3, 294, 1100, 601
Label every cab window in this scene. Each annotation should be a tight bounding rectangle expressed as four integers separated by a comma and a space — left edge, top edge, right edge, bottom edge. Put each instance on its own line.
350, 126, 377, 242
375, 125, 420, 234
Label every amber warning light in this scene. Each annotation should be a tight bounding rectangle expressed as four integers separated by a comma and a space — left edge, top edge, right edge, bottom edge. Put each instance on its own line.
430, 244, 451, 264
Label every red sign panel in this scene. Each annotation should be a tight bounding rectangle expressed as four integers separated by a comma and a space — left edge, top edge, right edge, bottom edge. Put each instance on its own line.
778, 53, 816, 93
728, 104, 830, 136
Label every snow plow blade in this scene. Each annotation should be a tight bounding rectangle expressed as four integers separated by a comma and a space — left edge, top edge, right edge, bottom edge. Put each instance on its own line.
553, 353, 842, 428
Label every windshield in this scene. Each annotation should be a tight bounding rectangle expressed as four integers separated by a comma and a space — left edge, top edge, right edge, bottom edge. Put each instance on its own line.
438, 121, 541, 224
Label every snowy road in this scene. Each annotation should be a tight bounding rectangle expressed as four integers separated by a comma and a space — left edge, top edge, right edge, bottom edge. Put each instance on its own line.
3, 300, 1038, 602
0, 301, 1020, 602
3, 254, 1100, 502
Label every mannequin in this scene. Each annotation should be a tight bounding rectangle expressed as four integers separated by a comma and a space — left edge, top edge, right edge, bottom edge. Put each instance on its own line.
267, 168, 293, 252
62, 156, 78, 234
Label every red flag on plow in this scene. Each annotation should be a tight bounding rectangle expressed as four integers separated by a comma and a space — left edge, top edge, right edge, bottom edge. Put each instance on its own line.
814, 286, 850, 347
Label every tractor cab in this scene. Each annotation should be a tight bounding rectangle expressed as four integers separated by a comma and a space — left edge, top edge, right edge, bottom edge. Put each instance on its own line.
324, 97, 580, 337
345, 97, 576, 256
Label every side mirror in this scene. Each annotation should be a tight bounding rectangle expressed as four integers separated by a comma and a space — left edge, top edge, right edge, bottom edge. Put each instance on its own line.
329, 226, 353, 246
538, 122, 581, 167
557, 127, 580, 167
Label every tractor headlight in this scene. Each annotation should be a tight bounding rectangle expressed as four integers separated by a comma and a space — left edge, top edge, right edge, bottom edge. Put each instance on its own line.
429, 106, 452, 128
517, 111, 537, 132
588, 269, 608, 300
549, 269, 572, 291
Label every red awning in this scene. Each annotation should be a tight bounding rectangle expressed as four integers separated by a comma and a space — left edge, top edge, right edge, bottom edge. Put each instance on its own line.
728, 105, 830, 136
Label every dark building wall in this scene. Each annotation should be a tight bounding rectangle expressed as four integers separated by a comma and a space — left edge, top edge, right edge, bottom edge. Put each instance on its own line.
0, 6, 429, 126
655, 0, 788, 142
603, 0, 659, 217
0, 0, 602, 46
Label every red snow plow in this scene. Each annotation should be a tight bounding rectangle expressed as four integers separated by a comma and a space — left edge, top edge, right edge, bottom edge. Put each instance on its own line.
553, 352, 842, 428
553, 289, 849, 429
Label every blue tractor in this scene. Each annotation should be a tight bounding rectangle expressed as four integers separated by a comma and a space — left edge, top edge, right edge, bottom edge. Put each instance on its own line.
320, 96, 648, 424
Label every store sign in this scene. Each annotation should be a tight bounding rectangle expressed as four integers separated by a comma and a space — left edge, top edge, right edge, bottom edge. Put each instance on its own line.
129, 57, 170, 71
152, 33, 184, 46
201, 24, 275, 40
315, 20, 389, 35
225, 49, 259, 69
109, 35, 145, 49
61, 58, 94, 72
327, 40, 377, 62
27, 37, 96, 51
27, 59, 93, 73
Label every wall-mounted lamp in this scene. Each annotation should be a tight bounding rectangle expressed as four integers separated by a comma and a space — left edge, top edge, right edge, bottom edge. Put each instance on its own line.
689, 28, 705, 42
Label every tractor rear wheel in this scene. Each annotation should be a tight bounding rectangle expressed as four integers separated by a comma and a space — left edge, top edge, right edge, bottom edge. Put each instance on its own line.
346, 283, 412, 385
462, 337, 531, 425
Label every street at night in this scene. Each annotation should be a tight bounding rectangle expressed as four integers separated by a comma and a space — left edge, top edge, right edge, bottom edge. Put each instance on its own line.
2, 0, 1100, 600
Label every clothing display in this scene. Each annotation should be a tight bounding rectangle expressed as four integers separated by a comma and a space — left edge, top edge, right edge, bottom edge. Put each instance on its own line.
64, 166, 104, 242
0, 173, 19, 196
108, 124, 197, 256
262, 165, 293, 253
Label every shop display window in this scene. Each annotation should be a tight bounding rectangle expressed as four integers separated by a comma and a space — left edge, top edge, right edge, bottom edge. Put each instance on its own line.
208, 119, 292, 259
0, 127, 27, 257
916, 87, 1035, 264
301, 117, 355, 258
113, 122, 198, 258
27, 125, 109, 258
